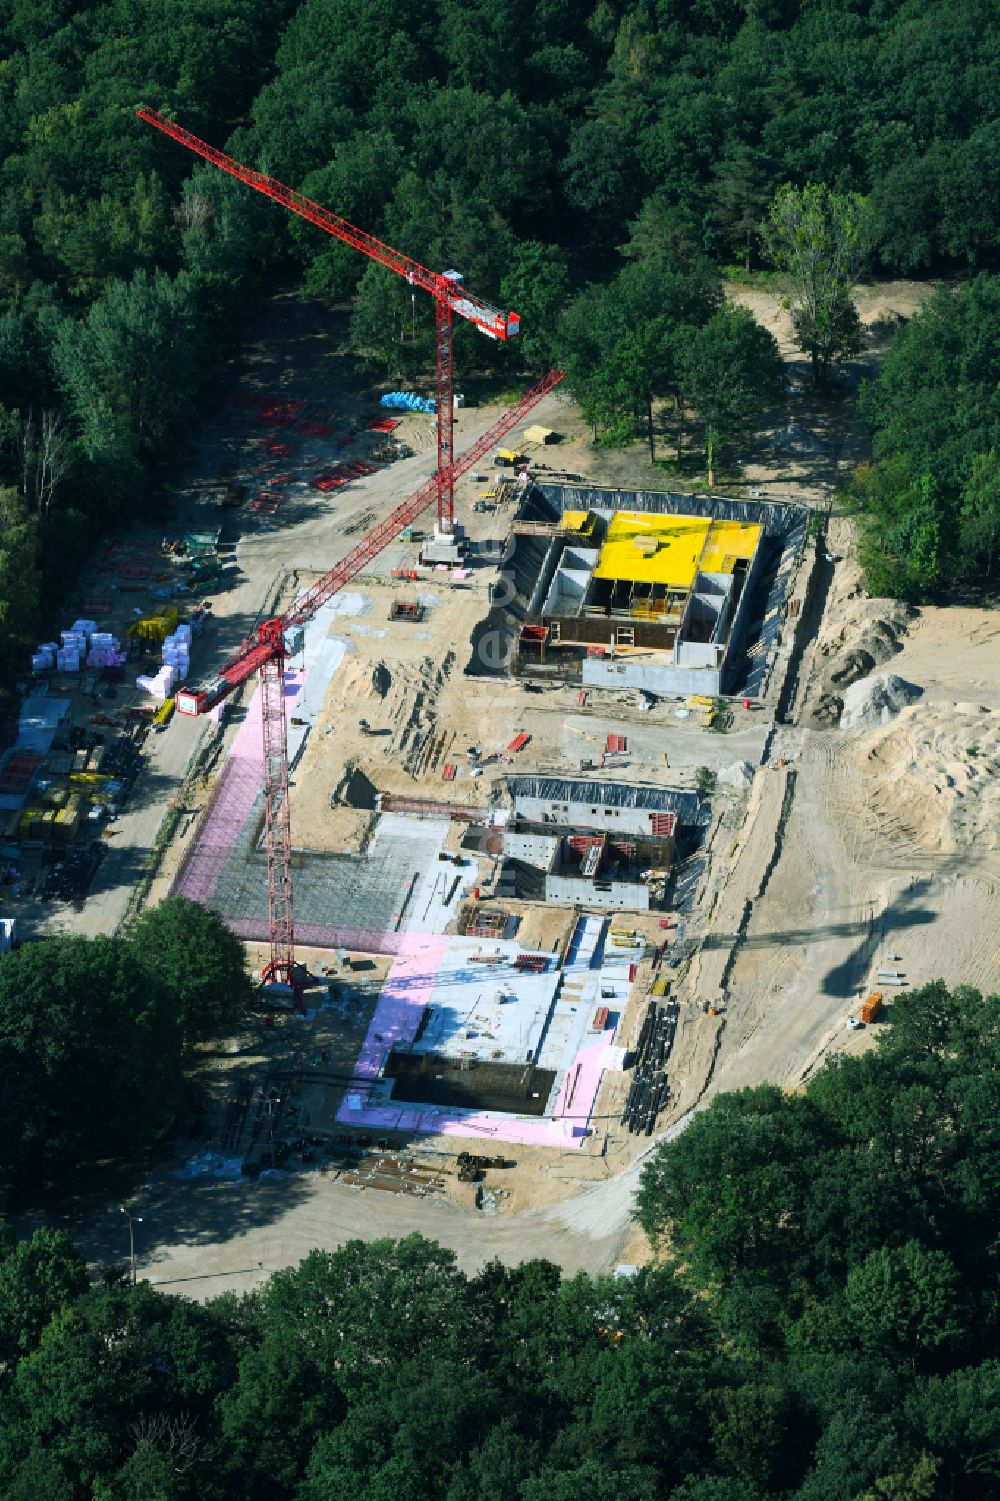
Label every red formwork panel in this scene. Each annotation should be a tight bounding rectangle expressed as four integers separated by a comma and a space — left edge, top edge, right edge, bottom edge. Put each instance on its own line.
0, 751, 41, 793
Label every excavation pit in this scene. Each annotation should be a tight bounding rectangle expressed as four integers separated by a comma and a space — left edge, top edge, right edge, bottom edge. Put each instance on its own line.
384, 1051, 556, 1115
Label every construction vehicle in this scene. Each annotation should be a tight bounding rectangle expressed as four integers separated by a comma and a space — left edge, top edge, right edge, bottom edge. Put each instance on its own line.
152, 697, 176, 731
494, 449, 525, 468
190, 555, 220, 585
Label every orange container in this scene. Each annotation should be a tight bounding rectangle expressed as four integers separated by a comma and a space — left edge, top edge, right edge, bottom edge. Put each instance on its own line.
860, 991, 884, 1024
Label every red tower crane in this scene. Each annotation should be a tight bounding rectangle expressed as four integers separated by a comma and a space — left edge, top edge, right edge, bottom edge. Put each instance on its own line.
137, 108, 564, 991
137, 107, 520, 538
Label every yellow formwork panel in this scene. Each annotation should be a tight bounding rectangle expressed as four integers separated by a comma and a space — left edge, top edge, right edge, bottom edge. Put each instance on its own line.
700, 519, 761, 574
594, 513, 706, 587
561, 509, 595, 534
593, 512, 760, 587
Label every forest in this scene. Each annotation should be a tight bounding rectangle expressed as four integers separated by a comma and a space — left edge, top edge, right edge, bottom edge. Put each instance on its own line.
1, 0, 1000, 677
0, 980, 997, 1500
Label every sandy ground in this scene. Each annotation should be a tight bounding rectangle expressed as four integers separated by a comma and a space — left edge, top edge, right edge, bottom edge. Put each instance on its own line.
286, 573, 772, 858
12, 277, 999, 1295
726, 279, 939, 502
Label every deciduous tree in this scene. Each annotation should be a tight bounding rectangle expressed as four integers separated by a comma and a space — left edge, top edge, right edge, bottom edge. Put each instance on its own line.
129, 897, 256, 1046
762, 183, 869, 388
681, 303, 786, 482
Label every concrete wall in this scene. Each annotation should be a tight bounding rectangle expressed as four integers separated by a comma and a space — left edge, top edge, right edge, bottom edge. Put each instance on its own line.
501, 831, 558, 866
512, 795, 665, 838
541, 566, 592, 616
675, 636, 724, 668
524, 537, 563, 617
545, 874, 650, 910
582, 656, 722, 697
721, 529, 768, 685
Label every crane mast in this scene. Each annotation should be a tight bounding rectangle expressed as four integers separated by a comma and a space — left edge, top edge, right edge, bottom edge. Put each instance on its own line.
138, 108, 563, 990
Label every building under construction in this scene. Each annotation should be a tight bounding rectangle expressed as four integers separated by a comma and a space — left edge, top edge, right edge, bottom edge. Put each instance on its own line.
472, 483, 808, 699
500, 777, 705, 912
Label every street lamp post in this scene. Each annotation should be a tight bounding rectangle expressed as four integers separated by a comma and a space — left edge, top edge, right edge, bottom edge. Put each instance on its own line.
119, 1206, 143, 1286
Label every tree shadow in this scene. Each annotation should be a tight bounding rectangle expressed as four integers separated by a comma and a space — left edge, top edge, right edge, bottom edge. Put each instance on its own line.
9, 1150, 315, 1280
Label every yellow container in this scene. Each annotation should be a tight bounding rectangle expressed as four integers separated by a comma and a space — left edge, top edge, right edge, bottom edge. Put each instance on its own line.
53, 803, 82, 844
126, 606, 179, 644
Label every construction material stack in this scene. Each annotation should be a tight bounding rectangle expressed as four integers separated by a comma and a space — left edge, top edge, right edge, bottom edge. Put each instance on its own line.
860, 991, 884, 1024
622, 998, 678, 1135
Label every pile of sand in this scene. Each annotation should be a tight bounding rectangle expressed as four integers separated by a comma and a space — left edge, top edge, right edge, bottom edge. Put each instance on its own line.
805, 589, 914, 728
337, 657, 391, 703
718, 761, 755, 791
841, 673, 922, 731
857, 701, 1000, 854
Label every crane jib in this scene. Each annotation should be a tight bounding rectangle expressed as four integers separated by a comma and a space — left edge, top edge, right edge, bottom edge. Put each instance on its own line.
173, 367, 565, 714
136, 107, 519, 339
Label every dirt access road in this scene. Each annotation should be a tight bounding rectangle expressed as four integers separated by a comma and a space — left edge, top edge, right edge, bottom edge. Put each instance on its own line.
27, 278, 990, 1294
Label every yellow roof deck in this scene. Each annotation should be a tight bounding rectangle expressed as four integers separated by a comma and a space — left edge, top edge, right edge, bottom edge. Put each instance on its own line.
593, 512, 760, 588
560, 509, 597, 535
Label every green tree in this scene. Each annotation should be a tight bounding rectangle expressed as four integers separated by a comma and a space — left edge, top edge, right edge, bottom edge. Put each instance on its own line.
682, 303, 786, 482
0, 1227, 88, 1365
559, 264, 720, 458
958, 450, 1000, 580
708, 1381, 795, 1490
520, 1460, 661, 1501
846, 1243, 968, 1363
129, 896, 256, 1046
563, 119, 641, 236
762, 183, 869, 388
0, 935, 182, 1180
636, 1086, 833, 1288
0, 486, 39, 677
695, 766, 717, 796
500, 240, 570, 374
350, 261, 431, 382
290, 132, 405, 300
848, 460, 943, 601
711, 144, 775, 273
51, 268, 199, 471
